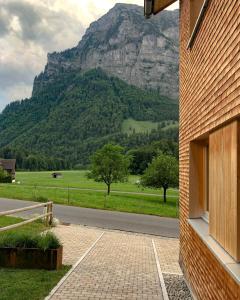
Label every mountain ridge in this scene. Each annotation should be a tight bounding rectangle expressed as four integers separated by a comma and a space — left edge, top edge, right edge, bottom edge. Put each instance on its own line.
33, 4, 179, 99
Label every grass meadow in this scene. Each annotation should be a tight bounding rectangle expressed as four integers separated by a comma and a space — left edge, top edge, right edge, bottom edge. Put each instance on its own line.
0, 171, 179, 218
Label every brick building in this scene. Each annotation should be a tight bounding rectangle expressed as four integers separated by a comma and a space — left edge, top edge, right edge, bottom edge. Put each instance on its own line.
145, 0, 240, 299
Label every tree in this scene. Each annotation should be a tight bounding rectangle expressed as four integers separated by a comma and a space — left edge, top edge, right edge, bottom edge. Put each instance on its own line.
128, 147, 156, 175
141, 153, 178, 203
88, 144, 130, 195
0, 167, 12, 183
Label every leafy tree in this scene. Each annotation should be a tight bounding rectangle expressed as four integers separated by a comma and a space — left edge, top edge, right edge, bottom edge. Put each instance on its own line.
128, 147, 156, 175
88, 144, 130, 195
0, 167, 12, 183
141, 153, 178, 203
128, 140, 178, 175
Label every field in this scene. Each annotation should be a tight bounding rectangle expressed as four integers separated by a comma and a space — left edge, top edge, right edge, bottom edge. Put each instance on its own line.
0, 216, 70, 300
0, 171, 179, 218
122, 118, 159, 134
122, 118, 179, 135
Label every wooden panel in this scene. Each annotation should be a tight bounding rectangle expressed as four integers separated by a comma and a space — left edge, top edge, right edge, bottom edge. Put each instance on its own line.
189, 141, 208, 218
153, 0, 177, 14
209, 121, 239, 261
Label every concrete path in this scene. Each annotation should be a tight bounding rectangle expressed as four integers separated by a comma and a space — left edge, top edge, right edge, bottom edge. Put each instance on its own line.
46, 224, 183, 300
0, 198, 179, 238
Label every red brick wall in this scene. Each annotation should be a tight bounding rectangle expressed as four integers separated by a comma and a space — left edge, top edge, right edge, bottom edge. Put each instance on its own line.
179, 0, 240, 299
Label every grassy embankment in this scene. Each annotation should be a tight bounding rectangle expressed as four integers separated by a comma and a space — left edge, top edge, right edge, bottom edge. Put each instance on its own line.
0, 170, 179, 218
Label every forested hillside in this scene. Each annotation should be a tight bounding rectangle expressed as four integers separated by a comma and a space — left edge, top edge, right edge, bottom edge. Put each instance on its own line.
0, 69, 178, 170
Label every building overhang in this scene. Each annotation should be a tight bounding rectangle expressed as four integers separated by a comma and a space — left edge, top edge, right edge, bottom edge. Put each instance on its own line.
144, 0, 177, 18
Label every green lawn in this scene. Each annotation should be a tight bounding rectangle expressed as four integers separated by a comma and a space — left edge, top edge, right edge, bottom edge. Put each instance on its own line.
0, 215, 46, 234
0, 266, 70, 300
14, 170, 179, 196
0, 171, 179, 218
0, 216, 70, 300
122, 118, 160, 134
121, 118, 179, 135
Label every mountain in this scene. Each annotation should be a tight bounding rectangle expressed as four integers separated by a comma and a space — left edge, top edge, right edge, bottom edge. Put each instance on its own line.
0, 69, 178, 169
0, 4, 179, 170
34, 4, 179, 100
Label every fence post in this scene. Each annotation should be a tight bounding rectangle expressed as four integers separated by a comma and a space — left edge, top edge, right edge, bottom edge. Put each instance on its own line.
49, 202, 53, 225
45, 204, 49, 226
45, 202, 53, 226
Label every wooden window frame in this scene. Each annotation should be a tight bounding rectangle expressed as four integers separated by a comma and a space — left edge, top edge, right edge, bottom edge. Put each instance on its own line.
187, 0, 209, 49
202, 144, 209, 223
189, 138, 209, 219
189, 120, 240, 262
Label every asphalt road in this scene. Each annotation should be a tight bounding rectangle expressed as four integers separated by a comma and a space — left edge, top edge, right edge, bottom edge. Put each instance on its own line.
0, 198, 179, 238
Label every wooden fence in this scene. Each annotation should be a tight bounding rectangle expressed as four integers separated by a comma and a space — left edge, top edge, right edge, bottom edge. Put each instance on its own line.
0, 202, 53, 232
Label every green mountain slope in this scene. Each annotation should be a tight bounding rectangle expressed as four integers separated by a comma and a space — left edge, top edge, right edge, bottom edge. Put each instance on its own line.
0, 69, 178, 169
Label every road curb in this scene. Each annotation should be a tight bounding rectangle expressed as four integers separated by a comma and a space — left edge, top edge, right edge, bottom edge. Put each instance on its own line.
152, 239, 169, 300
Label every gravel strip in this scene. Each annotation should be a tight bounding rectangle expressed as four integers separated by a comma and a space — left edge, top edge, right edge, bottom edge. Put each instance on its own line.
163, 274, 193, 300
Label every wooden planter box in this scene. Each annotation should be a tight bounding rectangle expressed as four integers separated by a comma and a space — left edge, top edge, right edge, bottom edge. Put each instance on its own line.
0, 246, 63, 270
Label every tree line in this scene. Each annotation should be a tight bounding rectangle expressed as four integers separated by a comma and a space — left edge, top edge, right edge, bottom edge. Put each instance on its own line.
0, 126, 178, 172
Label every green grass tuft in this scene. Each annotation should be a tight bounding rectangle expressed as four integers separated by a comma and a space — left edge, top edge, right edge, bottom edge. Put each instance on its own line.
0, 231, 61, 250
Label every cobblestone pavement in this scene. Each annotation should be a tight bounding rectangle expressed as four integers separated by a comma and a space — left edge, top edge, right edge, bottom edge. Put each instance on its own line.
154, 239, 182, 275
51, 225, 102, 265
48, 224, 185, 300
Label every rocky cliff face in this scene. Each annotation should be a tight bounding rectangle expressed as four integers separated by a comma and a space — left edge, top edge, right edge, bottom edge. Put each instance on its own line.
33, 4, 179, 99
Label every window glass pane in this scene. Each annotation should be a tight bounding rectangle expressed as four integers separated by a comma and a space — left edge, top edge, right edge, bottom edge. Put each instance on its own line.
190, 0, 205, 35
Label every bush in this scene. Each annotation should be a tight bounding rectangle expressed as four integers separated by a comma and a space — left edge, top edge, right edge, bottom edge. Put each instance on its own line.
35, 196, 48, 203
0, 232, 61, 250
0, 168, 12, 183
37, 232, 61, 250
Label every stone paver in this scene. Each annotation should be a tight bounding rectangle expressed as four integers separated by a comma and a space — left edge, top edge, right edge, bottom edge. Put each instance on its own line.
154, 238, 182, 275
48, 224, 183, 299
51, 224, 102, 265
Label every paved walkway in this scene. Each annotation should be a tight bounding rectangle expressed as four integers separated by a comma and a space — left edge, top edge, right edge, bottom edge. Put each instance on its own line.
46, 224, 184, 300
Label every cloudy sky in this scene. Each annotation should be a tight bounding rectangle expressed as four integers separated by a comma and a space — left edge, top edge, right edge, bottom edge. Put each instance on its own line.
0, 0, 179, 112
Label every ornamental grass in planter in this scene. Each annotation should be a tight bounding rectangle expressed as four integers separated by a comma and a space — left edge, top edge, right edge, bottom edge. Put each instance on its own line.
0, 232, 63, 270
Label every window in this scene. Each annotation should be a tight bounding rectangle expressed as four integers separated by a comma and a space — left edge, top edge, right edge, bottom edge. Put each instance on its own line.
189, 138, 209, 219
189, 120, 240, 262
188, 0, 209, 48
203, 144, 209, 222
189, 0, 205, 36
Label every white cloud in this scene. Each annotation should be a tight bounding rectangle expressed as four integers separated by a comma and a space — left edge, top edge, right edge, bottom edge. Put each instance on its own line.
0, 0, 179, 112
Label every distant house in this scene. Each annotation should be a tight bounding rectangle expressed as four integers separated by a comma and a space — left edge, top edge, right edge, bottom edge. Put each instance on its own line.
52, 172, 62, 179
0, 159, 16, 179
